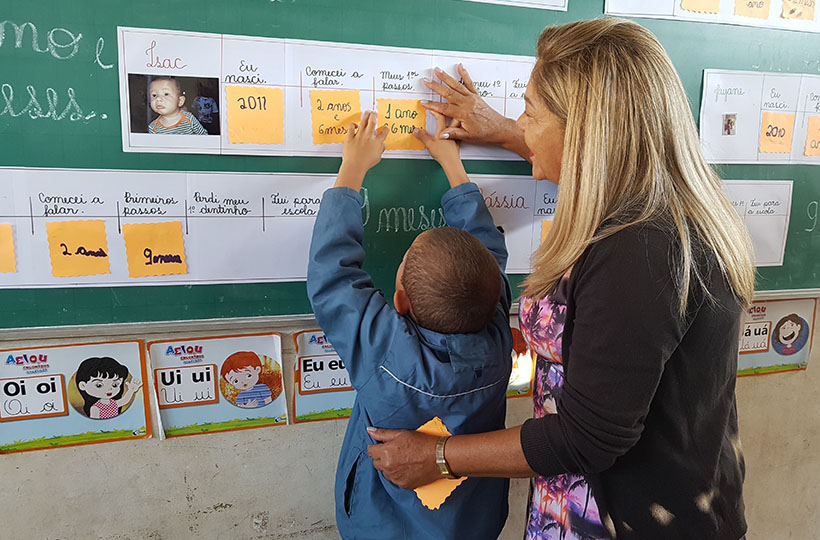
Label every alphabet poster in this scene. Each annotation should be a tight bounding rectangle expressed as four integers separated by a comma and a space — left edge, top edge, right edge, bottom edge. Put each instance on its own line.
292, 330, 355, 423
117, 26, 533, 160
0, 340, 150, 453
738, 297, 816, 375
508, 315, 535, 398
147, 333, 287, 437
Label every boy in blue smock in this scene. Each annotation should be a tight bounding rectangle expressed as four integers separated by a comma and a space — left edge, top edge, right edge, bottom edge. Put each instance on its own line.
307, 110, 512, 540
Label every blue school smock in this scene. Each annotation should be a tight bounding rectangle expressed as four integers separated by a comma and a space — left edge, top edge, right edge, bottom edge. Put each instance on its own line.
307, 182, 513, 540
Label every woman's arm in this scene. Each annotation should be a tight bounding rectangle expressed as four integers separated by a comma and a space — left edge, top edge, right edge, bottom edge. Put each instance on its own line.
367, 425, 535, 489
423, 65, 531, 160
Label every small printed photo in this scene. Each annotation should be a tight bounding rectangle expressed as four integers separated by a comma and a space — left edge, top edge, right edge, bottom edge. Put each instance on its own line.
219, 351, 283, 409
128, 74, 220, 135
722, 113, 737, 136
68, 357, 142, 419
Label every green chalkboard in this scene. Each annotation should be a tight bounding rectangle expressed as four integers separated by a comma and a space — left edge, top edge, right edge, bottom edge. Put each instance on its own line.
0, 0, 818, 329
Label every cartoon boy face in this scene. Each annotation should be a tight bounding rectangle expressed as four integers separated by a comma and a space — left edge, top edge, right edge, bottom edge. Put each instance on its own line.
225, 366, 261, 391
778, 320, 802, 345
149, 80, 184, 117
78, 375, 123, 399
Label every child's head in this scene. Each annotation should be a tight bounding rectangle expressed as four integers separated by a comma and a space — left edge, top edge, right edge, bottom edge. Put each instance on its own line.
149, 76, 184, 117
394, 227, 501, 334
76, 357, 129, 417
221, 352, 262, 391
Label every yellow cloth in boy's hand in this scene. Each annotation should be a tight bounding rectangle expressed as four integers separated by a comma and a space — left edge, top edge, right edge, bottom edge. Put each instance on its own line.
414, 417, 466, 510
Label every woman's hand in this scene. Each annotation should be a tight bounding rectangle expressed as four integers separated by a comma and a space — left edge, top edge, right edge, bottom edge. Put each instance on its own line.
367, 428, 442, 489
423, 64, 530, 159
413, 111, 468, 188
336, 111, 389, 191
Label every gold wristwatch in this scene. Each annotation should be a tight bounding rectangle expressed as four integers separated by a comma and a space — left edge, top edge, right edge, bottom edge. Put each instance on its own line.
435, 435, 459, 479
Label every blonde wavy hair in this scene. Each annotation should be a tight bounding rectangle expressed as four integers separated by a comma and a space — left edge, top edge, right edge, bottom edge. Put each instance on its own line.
521, 18, 755, 313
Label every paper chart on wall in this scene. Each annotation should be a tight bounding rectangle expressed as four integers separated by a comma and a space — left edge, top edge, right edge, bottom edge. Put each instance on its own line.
470, 175, 557, 274
700, 69, 820, 165
721, 180, 793, 266
606, 0, 819, 33
0, 340, 150, 453
118, 27, 534, 160
0, 169, 546, 289
0, 167, 335, 288
738, 297, 816, 375
292, 330, 356, 423
147, 333, 287, 437
460, 0, 568, 10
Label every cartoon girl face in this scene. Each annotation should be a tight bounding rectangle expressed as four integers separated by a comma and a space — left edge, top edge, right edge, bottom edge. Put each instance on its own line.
78, 374, 123, 399
778, 320, 802, 346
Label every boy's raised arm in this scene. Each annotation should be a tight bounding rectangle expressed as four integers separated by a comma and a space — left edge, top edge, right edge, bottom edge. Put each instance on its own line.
414, 112, 509, 281
307, 113, 395, 389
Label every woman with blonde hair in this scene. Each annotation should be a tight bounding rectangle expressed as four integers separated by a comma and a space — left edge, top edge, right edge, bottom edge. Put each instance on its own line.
367, 18, 752, 540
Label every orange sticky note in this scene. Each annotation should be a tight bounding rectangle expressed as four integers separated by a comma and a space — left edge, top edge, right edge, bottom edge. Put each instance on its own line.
805, 116, 820, 157
759, 111, 795, 154
735, 0, 771, 18
122, 221, 187, 278
378, 99, 426, 151
781, 0, 815, 20
413, 417, 466, 510
45, 220, 109, 277
0, 224, 16, 273
311, 89, 361, 145
681, 0, 721, 13
540, 219, 553, 245
226, 85, 284, 145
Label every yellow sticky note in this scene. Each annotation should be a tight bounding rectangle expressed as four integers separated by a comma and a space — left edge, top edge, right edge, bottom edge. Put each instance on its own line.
413, 417, 466, 510
735, 0, 771, 18
378, 99, 426, 151
805, 116, 820, 157
225, 86, 284, 145
540, 219, 553, 245
759, 111, 795, 154
122, 221, 187, 278
681, 0, 721, 13
781, 0, 815, 20
46, 220, 109, 277
0, 224, 16, 273
311, 89, 361, 145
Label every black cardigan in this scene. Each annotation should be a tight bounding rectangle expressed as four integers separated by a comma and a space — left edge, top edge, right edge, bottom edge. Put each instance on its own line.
520, 223, 747, 540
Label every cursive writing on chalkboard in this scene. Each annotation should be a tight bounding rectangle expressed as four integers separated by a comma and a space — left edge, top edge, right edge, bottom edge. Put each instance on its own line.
1, 84, 96, 122
375, 205, 446, 233
806, 200, 818, 233
0, 20, 82, 60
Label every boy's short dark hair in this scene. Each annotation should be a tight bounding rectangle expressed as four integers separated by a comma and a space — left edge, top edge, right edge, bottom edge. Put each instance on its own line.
402, 227, 501, 334
149, 75, 182, 94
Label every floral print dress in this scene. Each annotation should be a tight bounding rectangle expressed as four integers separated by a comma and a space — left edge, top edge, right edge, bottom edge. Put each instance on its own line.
519, 280, 611, 540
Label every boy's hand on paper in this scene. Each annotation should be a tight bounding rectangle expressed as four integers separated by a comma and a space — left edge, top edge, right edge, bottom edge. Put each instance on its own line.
336, 111, 388, 191
367, 427, 441, 489
414, 111, 467, 187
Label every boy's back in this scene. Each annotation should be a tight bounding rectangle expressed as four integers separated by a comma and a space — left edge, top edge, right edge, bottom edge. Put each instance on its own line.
306, 112, 513, 540
308, 183, 512, 540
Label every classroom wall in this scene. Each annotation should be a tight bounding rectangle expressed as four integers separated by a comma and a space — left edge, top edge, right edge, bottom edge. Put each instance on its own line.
0, 313, 817, 540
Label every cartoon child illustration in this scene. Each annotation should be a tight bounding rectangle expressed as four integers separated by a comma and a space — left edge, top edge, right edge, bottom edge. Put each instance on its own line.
772, 313, 808, 356
221, 351, 273, 409
75, 357, 143, 419
148, 76, 208, 135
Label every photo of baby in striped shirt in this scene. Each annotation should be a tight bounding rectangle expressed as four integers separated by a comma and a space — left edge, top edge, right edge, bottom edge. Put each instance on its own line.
148, 76, 208, 134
